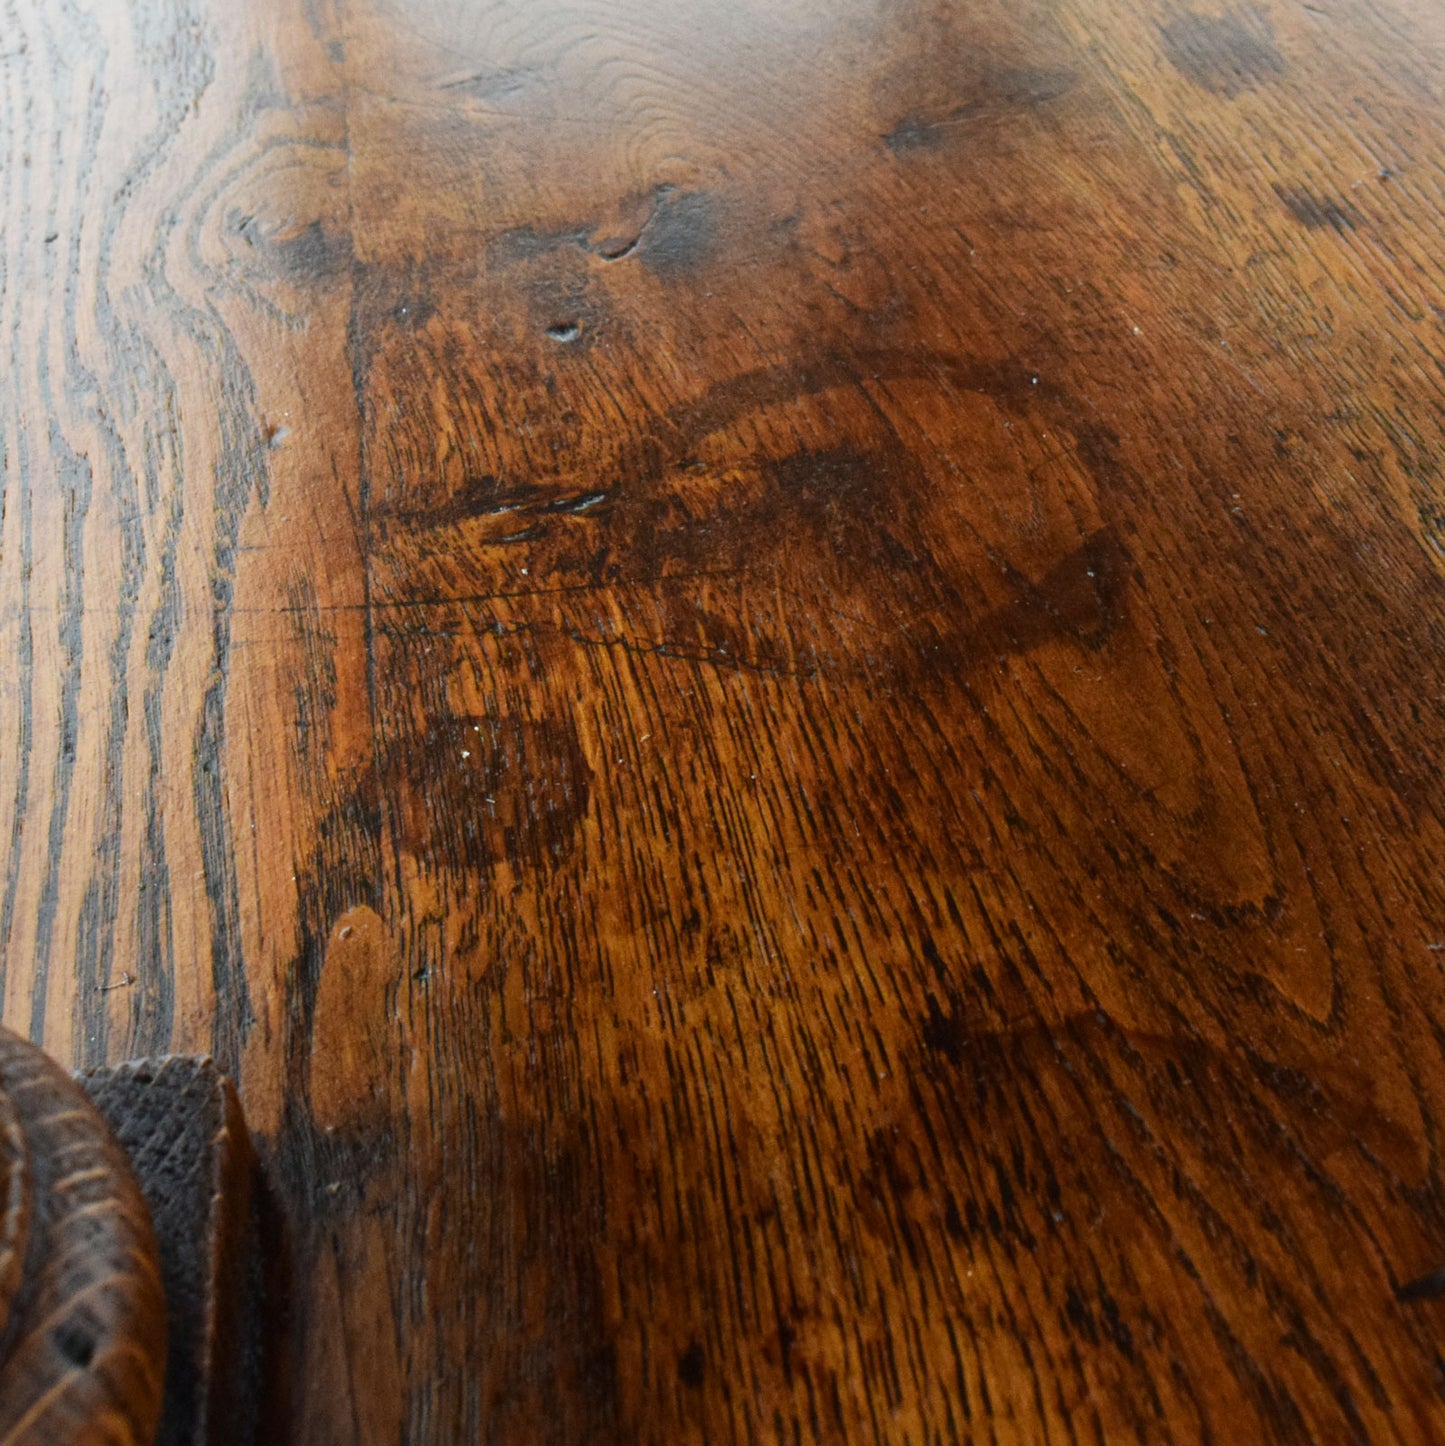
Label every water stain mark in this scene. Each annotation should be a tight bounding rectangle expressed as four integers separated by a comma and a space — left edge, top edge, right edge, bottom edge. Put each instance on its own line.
365, 348, 1134, 695
1396, 1267, 1445, 1302
237, 214, 354, 284
1274, 185, 1359, 233
974, 528, 1132, 659
921, 992, 966, 1064
885, 67, 1078, 152
488, 184, 724, 279
1160, 6, 1285, 97
636, 189, 722, 278
389, 712, 594, 880
678, 1342, 706, 1388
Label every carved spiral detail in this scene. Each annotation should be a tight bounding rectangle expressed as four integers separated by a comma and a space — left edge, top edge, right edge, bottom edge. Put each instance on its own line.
0, 1030, 166, 1446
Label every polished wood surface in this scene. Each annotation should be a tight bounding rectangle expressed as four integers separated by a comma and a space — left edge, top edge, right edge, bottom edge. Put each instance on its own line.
4, 0, 1445, 1439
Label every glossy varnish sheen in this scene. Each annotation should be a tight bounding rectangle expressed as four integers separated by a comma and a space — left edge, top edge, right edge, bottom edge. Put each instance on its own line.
4, 0, 1445, 1439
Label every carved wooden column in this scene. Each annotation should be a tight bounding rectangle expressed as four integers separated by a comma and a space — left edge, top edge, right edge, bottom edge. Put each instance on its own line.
0, 1030, 166, 1444
0, 1031, 258, 1446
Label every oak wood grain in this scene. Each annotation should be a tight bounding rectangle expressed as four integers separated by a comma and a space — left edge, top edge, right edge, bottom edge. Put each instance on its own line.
4, 0, 1445, 1439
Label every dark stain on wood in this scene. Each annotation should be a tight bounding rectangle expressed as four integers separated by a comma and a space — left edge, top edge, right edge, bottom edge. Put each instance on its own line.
920, 991, 966, 1065
388, 712, 594, 879
244, 216, 353, 285
678, 1342, 706, 1389
1274, 185, 1361, 232
1396, 1268, 1445, 1303
970, 527, 1131, 659
1160, 6, 1287, 97
636, 189, 723, 277
485, 184, 721, 278
884, 66, 1078, 151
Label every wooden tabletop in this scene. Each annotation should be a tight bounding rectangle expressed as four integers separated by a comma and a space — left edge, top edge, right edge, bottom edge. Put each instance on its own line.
4, 0, 1445, 1439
